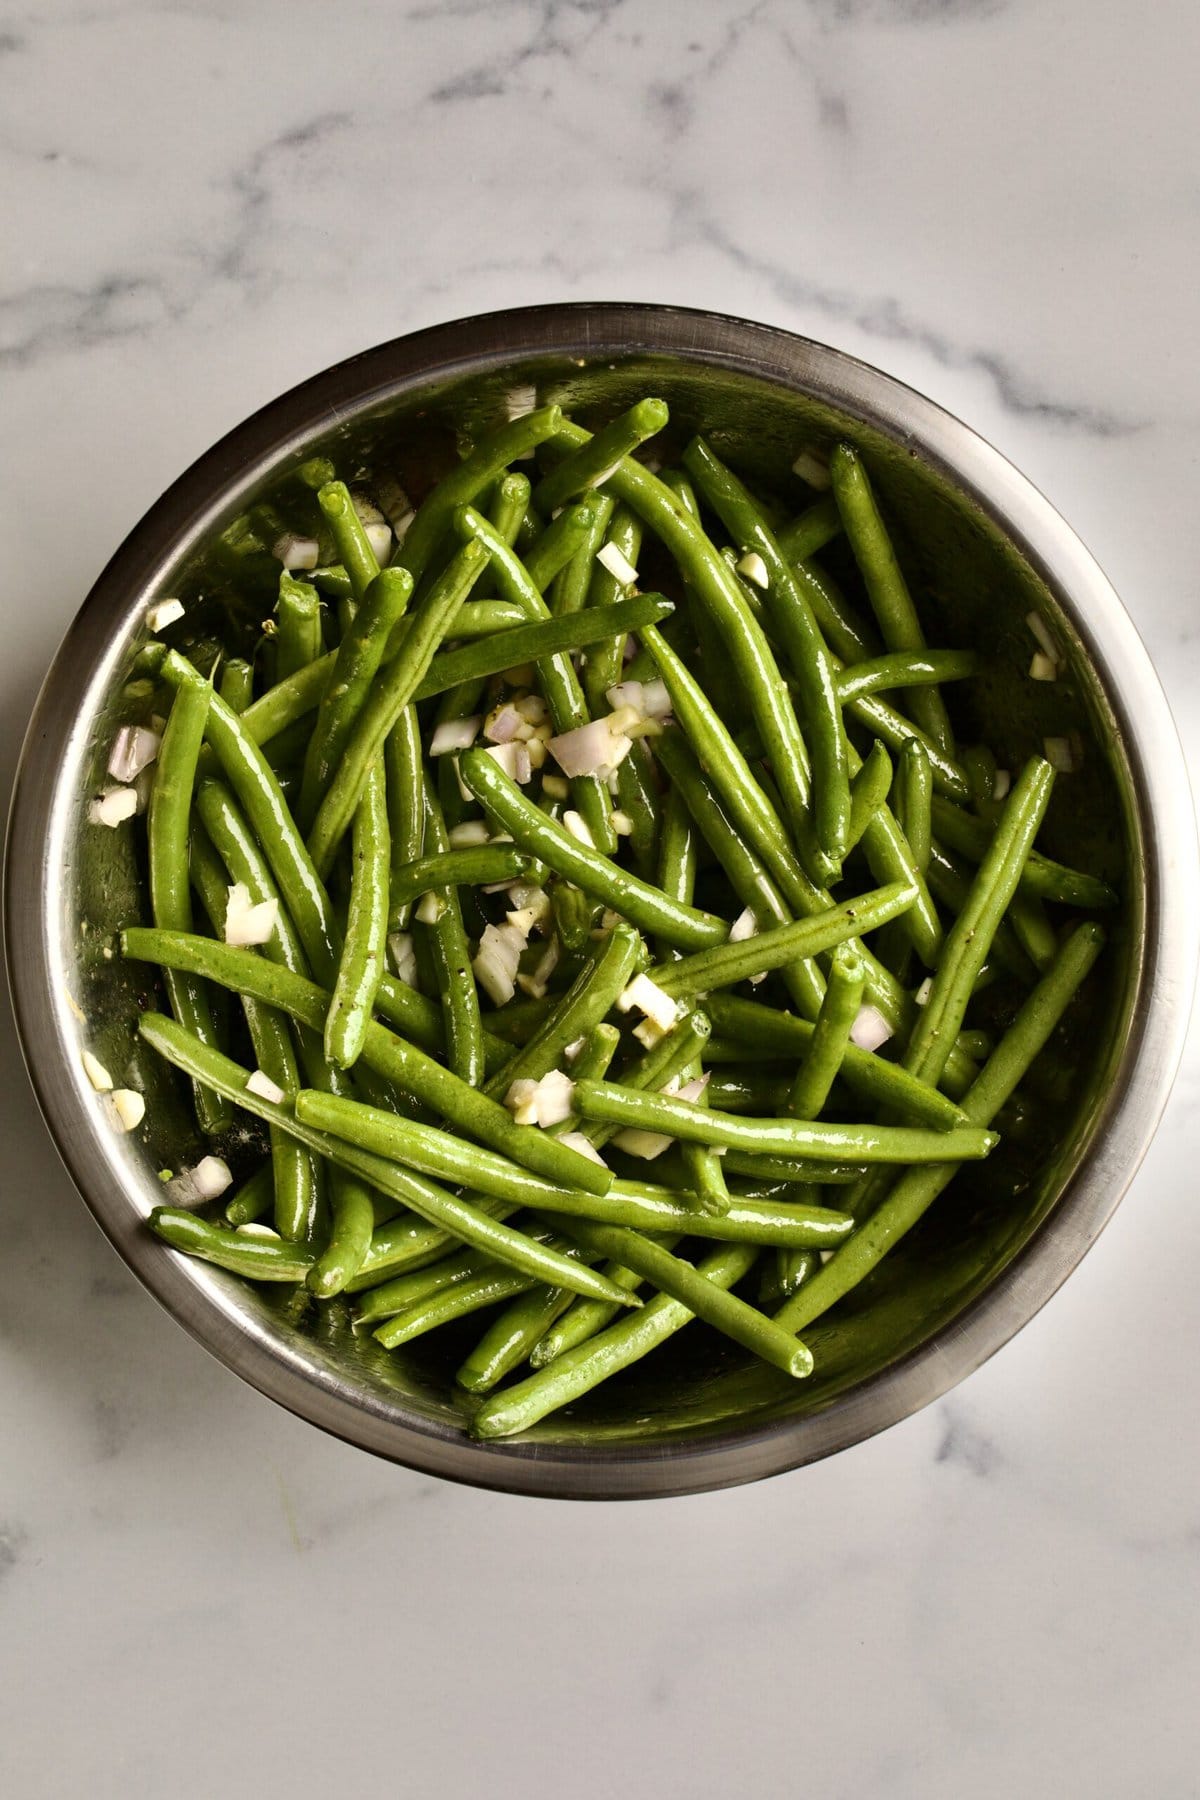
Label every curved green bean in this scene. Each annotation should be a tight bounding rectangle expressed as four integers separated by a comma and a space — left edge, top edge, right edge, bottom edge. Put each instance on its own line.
413, 592, 673, 701
836, 649, 979, 705
787, 943, 865, 1118
150, 1208, 315, 1282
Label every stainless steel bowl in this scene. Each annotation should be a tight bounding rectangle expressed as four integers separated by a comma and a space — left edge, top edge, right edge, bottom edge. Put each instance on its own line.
6, 304, 1195, 1499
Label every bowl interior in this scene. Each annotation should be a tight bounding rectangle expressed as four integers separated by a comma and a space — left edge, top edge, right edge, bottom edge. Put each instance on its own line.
30, 321, 1147, 1485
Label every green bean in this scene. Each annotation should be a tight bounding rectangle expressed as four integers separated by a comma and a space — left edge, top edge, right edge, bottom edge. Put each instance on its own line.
296, 566, 413, 832
353, 1246, 492, 1324
845, 741, 893, 855
582, 505, 645, 714
788, 944, 865, 1118
845, 692, 969, 801
485, 922, 642, 1098
150, 1208, 315, 1282
648, 880, 915, 999
325, 757, 390, 1069
218, 658, 254, 715
163, 651, 340, 983
453, 505, 617, 853
486, 471, 534, 557
572, 1080, 996, 1164
223, 1161, 274, 1226
552, 420, 824, 878
613, 737, 662, 879
1009, 893, 1058, 972
679, 1084, 732, 1218
307, 541, 491, 879
543, 1217, 812, 1379
533, 398, 670, 516
147, 676, 231, 1135
895, 738, 933, 875
582, 1010, 712, 1151
470, 1244, 759, 1438
928, 796, 1117, 909
350, 1213, 507, 1293
123, 929, 614, 1196
777, 496, 843, 564
389, 846, 531, 918
566, 1023, 622, 1086
456, 1282, 576, 1393
705, 1070, 793, 1111
520, 501, 605, 594
683, 435, 851, 869
836, 650, 979, 705
549, 493, 616, 617
417, 778, 486, 1087
830, 443, 956, 757
775, 921, 1105, 1335
317, 481, 380, 601
774, 1239, 820, 1303
383, 702, 425, 931
396, 405, 563, 588
376, 1264, 552, 1350
238, 653, 333, 746
307, 1170, 376, 1299
274, 574, 323, 681
654, 787, 698, 964
459, 747, 727, 950
857, 790, 942, 969
527, 1240, 684, 1367
924, 841, 1034, 985
136, 1011, 636, 1306
906, 757, 1055, 1088
413, 593, 673, 701
721, 1151, 866, 1185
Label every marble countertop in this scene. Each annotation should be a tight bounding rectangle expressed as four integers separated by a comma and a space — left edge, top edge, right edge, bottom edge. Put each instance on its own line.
3, 3, 1198, 1795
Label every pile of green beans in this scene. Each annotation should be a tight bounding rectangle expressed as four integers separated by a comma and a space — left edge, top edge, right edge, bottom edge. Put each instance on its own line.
108, 397, 1116, 1439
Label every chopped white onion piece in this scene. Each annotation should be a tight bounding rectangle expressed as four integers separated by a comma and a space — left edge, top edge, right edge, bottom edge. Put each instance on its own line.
246, 1069, 285, 1105
633, 1017, 668, 1050
415, 890, 445, 925
608, 811, 632, 839
992, 769, 1011, 801
1026, 610, 1059, 662
503, 1069, 575, 1129
605, 679, 644, 714
792, 447, 831, 490
525, 736, 547, 770
272, 532, 320, 571
108, 725, 161, 783
146, 597, 185, 632
1043, 734, 1081, 773
352, 495, 386, 525
392, 508, 416, 547
548, 716, 633, 780
167, 1155, 233, 1207
819, 1249, 835, 1265
736, 551, 770, 589
640, 679, 672, 718
541, 773, 569, 800
563, 1036, 587, 1063
557, 1130, 608, 1168
612, 1127, 673, 1161
675, 1073, 711, 1105
473, 920, 526, 1005
484, 740, 533, 783
448, 820, 491, 848
589, 460, 624, 490
849, 1004, 893, 1052
375, 474, 412, 533
430, 716, 481, 756
89, 786, 139, 827
82, 1049, 113, 1091
505, 384, 538, 420
597, 541, 639, 587
485, 702, 525, 744
914, 977, 933, 1007
364, 521, 393, 563
236, 1223, 280, 1241
388, 931, 419, 987
107, 1088, 145, 1132
617, 972, 680, 1033
1029, 651, 1057, 682
518, 935, 560, 999
505, 1078, 540, 1126
729, 906, 759, 944
563, 810, 596, 848
514, 693, 548, 725
223, 882, 279, 947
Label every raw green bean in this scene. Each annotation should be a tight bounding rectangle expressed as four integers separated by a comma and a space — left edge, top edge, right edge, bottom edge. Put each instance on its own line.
830, 443, 956, 757
413, 593, 673, 701
906, 757, 1055, 1088
542, 1217, 812, 1379
775, 921, 1106, 1335
533, 398, 669, 516
459, 747, 727, 950
376, 1264, 555, 1349
325, 757, 390, 1069
396, 405, 563, 589
777, 496, 842, 563
1009, 893, 1058, 972
647, 881, 916, 998
353, 1246, 491, 1324
895, 738, 933, 875
418, 778, 486, 1087
150, 1208, 314, 1282
565, 1023, 622, 1086
572, 1080, 997, 1164
456, 1282, 576, 1393
654, 787, 698, 963
683, 435, 851, 869
835, 650, 979, 705
389, 846, 532, 917
721, 1151, 866, 1184
218, 658, 254, 715
549, 493, 616, 616
297, 566, 413, 831
679, 1082, 732, 1218
317, 481, 380, 601
274, 574, 323, 681
925, 841, 1034, 985
470, 1244, 759, 1439
123, 929, 614, 1196
787, 944, 865, 1118
223, 1161, 274, 1226
774, 1240, 819, 1303
521, 501, 605, 594
485, 922, 643, 1098
552, 419, 824, 878
147, 676, 230, 1135
845, 741, 893, 855
136, 1012, 636, 1306
307, 540, 491, 879
845, 692, 969, 801
527, 1241, 684, 1368
384, 702, 425, 932
929, 796, 1117, 908
308, 1170, 376, 1299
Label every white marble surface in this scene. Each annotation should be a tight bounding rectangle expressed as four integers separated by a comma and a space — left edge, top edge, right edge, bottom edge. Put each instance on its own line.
3, 3, 1199, 1795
